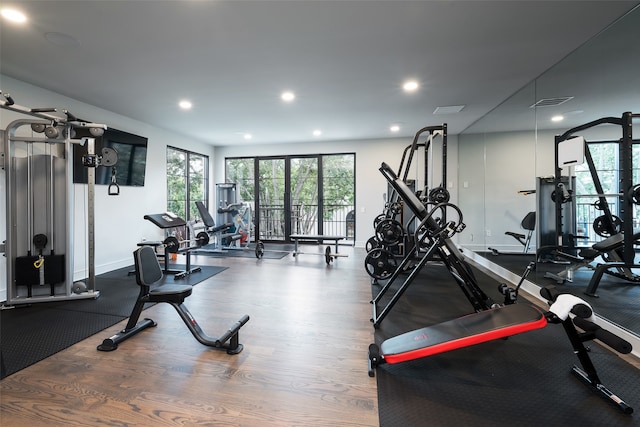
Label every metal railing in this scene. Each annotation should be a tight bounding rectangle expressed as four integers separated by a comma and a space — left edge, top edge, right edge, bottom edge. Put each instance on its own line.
258, 204, 355, 241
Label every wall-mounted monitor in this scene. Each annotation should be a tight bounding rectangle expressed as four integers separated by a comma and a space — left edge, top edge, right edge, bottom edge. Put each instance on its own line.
73, 127, 148, 187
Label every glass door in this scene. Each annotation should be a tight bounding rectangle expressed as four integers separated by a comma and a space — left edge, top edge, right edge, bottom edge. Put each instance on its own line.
257, 158, 286, 241
290, 157, 319, 235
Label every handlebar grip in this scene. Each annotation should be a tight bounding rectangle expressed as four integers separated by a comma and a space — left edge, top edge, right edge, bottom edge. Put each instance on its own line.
573, 317, 632, 354
570, 303, 592, 319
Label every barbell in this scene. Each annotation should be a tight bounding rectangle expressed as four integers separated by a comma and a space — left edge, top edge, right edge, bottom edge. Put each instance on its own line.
163, 232, 210, 254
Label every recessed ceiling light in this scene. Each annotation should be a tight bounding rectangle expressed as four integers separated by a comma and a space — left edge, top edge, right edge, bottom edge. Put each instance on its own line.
178, 100, 192, 110
281, 91, 295, 102
1, 8, 27, 23
402, 80, 419, 92
313, 129, 322, 136
551, 115, 564, 122
390, 125, 400, 132
244, 133, 253, 140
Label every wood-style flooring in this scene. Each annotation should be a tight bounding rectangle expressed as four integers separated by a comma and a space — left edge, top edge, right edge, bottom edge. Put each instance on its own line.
0, 245, 379, 427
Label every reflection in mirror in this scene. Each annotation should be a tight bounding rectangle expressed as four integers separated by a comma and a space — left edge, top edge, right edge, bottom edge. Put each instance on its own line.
458, 6, 640, 339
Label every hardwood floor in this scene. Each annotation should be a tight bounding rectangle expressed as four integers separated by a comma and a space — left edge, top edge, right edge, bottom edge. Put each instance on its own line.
0, 245, 379, 427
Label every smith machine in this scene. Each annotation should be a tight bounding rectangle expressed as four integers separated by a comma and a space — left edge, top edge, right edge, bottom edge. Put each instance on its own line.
1, 91, 117, 305
550, 112, 640, 296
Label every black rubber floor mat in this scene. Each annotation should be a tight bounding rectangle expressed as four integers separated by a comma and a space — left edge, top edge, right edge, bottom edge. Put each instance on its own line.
0, 265, 227, 379
373, 262, 639, 426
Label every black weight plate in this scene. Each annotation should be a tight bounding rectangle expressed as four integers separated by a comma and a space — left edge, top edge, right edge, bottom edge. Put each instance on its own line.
364, 248, 397, 280
255, 241, 265, 258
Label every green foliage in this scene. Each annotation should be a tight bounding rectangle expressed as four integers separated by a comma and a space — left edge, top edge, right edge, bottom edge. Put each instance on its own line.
167, 147, 208, 220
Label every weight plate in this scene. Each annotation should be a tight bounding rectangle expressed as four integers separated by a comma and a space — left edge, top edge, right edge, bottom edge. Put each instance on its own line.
255, 241, 265, 259
365, 236, 380, 252
364, 248, 397, 280
373, 213, 387, 229
375, 219, 404, 247
196, 231, 210, 246
325, 246, 332, 264
163, 236, 180, 253
593, 214, 622, 237
429, 187, 450, 204
629, 184, 640, 205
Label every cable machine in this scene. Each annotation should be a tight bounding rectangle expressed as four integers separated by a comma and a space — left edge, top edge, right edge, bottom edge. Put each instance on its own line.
1, 91, 115, 305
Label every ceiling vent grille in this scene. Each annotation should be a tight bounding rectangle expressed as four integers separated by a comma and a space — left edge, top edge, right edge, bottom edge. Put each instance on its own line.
433, 105, 465, 114
530, 96, 574, 108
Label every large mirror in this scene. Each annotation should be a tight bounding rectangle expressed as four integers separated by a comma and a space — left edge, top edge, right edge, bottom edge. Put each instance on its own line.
458, 6, 640, 336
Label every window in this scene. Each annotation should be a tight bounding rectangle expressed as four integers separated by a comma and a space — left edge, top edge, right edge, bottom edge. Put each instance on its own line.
166, 146, 209, 221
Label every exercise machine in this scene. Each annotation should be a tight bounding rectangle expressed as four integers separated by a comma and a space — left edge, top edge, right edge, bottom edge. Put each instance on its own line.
97, 245, 249, 353
546, 232, 640, 296
194, 201, 236, 252
216, 182, 253, 248
368, 287, 633, 414
547, 113, 640, 293
369, 162, 499, 328
143, 212, 207, 279
1, 91, 114, 305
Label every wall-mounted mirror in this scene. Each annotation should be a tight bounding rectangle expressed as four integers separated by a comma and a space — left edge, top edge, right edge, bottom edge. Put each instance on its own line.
458, 6, 640, 336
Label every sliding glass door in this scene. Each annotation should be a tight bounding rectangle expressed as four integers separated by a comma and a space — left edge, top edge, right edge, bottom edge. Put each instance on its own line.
227, 153, 355, 243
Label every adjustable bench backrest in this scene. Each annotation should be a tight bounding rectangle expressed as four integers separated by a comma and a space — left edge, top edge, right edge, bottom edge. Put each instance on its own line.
196, 201, 217, 228
134, 245, 163, 287
379, 162, 443, 235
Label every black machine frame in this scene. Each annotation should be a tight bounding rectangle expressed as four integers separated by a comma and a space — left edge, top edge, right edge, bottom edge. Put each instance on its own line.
553, 112, 640, 295
370, 162, 498, 327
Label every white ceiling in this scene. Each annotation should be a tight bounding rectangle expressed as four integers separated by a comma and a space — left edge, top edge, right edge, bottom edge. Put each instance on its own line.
1, 1, 638, 146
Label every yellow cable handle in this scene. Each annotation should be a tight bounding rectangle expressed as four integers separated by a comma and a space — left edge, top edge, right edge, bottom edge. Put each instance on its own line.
33, 256, 44, 269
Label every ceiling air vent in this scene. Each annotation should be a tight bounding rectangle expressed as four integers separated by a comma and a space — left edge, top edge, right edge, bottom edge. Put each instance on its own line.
433, 105, 465, 115
530, 96, 574, 108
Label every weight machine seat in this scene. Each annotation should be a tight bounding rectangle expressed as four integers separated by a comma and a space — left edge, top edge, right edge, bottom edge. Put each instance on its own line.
505, 212, 536, 252
592, 233, 624, 253
195, 201, 234, 234
380, 303, 547, 364
135, 245, 193, 304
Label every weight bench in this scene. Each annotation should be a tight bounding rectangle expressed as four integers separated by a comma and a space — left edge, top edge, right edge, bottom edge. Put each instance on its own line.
98, 245, 249, 353
289, 234, 348, 265
544, 233, 640, 296
368, 289, 633, 414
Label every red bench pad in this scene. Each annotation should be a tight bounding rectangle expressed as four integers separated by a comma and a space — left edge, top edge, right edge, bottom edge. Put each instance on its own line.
381, 304, 547, 364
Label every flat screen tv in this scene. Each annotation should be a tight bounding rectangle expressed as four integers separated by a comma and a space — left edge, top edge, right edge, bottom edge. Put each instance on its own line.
73, 127, 148, 187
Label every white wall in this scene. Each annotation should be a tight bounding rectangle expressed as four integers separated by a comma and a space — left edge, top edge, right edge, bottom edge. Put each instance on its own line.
0, 75, 215, 299
214, 134, 458, 248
